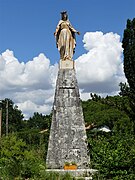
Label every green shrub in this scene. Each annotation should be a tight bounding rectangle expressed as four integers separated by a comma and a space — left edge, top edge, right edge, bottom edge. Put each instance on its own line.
0, 134, 46, 179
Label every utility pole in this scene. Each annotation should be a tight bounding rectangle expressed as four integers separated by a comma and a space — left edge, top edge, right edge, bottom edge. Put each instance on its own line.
6, 99, 8, 136
0, 100, 2, 138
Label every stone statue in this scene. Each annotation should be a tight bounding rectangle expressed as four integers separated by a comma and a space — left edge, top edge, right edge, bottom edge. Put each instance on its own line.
54, 11, 80, 60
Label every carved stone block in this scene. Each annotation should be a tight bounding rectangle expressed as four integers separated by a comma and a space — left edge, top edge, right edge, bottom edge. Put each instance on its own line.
59, 59, 74, 69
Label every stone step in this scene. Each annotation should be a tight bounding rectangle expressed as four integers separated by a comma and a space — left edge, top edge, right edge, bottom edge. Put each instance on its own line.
46, 169, 98, 179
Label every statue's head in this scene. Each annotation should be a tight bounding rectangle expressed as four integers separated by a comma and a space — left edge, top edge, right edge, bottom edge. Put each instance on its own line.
61, 11, 68, 21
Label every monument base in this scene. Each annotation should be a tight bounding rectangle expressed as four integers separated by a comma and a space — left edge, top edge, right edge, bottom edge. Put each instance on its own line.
46, 169, 98, 179
59, 59, 74, 69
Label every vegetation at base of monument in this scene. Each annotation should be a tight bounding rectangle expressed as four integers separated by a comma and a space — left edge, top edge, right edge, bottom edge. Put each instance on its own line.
0, 135, 75, 179
0, 100, 51, 179
64, 161, 77, 166
0, 17, 135, 180
0, 134, 46, 179
64, 162, 71, 166
0, 91, 135, 179
82, 93, 135, 179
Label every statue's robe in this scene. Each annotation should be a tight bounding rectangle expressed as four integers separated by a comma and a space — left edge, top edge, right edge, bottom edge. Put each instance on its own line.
55, 20, 77, 60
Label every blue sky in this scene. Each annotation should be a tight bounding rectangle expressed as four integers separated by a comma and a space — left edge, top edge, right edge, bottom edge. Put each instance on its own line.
0, 0, 135, 64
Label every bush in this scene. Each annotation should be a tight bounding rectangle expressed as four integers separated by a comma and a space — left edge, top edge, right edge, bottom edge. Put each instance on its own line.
0, 134, 46, 179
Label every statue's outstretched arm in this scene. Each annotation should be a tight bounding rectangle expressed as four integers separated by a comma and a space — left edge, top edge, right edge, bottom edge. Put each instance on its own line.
69, 22, 80, 35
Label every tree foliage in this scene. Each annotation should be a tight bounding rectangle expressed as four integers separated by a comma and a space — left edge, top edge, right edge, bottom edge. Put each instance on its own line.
0, 92, 135, 179
83, 94, 135, 179
122, 18, 135, 120
1, 98, 24, 135
122, 18, 135, 91
83, 94, 132, 132
27, 112, 51, 130
0, 135, 45, 179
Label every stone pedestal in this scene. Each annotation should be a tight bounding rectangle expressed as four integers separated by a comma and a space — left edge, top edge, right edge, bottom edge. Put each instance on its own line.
59, 59, 74, 69
46, 62, 90, 169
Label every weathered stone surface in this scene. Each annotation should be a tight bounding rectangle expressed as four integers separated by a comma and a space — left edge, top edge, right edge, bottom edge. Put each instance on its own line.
46, 69, 90, 169
46, 169, 98, 178
59, 59, 74, 69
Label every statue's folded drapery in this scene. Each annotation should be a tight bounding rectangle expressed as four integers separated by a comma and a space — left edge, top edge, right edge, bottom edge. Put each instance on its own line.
55, 20, 77, 60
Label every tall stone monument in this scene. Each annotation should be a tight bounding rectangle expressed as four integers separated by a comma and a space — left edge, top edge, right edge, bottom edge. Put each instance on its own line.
46, 11, 90, 170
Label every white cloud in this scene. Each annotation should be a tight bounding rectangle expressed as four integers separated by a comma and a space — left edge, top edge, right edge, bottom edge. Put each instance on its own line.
0, 50, 57, 93
16, 100, 52, 120
75, 31, 126, 95
0, 31, 126, 118
0, 49, 58, 118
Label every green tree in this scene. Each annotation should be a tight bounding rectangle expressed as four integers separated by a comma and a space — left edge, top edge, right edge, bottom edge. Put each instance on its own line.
83, 95, 135, 179
1, 98, 24, 135
17, 112, 51, 159
122, 18, 135, 124
27, 112, 51, 130
91, 135, 135, 179
82, 95, 131, 131
122, 18, 135, 92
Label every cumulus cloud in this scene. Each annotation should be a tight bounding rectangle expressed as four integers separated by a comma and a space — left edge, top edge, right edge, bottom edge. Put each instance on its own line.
0, 31, 126, 118
75, 31, 126, 98
0, 50, 57, 92
0, 49, 58, 118
17, 100, 52, 120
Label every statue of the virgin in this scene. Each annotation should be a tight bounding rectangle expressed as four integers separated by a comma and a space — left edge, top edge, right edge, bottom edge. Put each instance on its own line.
54, 11, 80, 60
